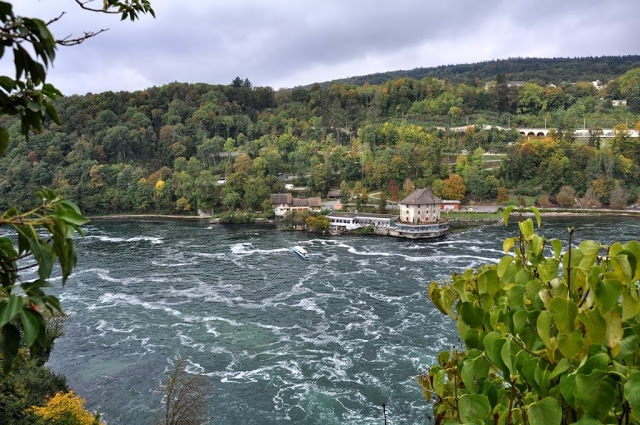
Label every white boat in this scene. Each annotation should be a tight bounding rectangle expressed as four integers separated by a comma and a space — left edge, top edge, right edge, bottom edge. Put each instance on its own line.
292, 245, 309, 260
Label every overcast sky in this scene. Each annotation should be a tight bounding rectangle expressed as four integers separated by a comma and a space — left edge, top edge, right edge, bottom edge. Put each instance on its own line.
8, 0, 640, 95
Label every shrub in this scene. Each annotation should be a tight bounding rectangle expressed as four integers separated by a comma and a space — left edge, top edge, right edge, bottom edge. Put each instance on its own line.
537, 194, 555, 208
422, 208, 640, 424
30, 391, 103, 425
556, 185, 577, 207
496, 187, 509, 204
0, 353, 68, 425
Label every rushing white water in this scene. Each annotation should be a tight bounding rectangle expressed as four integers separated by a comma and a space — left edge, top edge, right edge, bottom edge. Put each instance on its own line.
45, 217, 640, 424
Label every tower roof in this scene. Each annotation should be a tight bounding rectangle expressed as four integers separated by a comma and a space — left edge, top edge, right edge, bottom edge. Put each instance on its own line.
399, 188, 441, 205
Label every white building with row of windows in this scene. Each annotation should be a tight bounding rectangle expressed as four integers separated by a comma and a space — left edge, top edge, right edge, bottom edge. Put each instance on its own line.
327, 188, 449, 239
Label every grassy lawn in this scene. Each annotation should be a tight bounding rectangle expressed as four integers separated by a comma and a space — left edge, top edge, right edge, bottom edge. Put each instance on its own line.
442, 210, 502, 221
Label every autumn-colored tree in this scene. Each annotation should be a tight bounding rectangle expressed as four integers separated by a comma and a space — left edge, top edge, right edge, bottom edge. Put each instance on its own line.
537, 194, 554, 208
496, 187, 509, 204
441, 174, 466, 200
609, 181, 628, 209
580, 187, 602, 208
555, 185, 577, 207
388, 179, 399, 202
30, 391, 104, 425
402, 178, 416, 199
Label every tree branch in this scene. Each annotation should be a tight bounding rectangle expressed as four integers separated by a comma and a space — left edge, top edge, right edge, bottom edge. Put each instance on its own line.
57, 29, 109, 46
74, 0, 121, 14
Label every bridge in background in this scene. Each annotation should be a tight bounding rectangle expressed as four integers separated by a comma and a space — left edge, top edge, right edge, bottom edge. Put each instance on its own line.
439, 125, 639, 138
518, 128, 639, 138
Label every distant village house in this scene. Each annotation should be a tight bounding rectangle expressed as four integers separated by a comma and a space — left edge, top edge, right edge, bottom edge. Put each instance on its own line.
270, 193, 322, 216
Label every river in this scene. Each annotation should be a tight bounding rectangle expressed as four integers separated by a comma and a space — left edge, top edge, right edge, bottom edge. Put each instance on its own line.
44, 216, 639, 424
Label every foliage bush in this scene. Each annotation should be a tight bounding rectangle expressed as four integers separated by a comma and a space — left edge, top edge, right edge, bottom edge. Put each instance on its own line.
0, 352, 68, 425
30, 391, 104, 425
219, 210, 254, 224
422, 207, 640, 424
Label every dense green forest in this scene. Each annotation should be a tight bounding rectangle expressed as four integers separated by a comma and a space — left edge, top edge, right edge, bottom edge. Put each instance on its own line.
323, 56, 640, 87
2, 60, 640, 216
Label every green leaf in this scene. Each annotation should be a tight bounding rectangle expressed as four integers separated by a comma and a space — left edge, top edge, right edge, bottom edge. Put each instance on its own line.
579, 309, 606, 346
550, 358, 571, 380
29, 238, 54, 281
458, 301, 486, 328
478, 268, 499, 295
458, 393, 492, 423
558, 330, 583, 359
19, 308, 43, 346
525, 278, 542, 302
622, 287, 640, 321
497, 255, 513, 278
537, 310, 553, 348
503, 205, 514, 225
519, 218, 534, 240
52, 208, 88, 226
45, 101, 61, 125
500, 338, 516, 377
593, 278, 622, 313
463, 328, 484, 350
503, 237, 515, 254
576, 352, 608, 375
551, 239, 563, 260
578, 240, 601, 258
617, 334, 639, 360
507, 285, 525, 310
622, 240, 640, 280
0, 294, 23, 327
530, 205, 541, 228
575, 371, 614, 417
484, 332, 508, 376
611, 252, 633, 283
528, 397, 561, 425
433, 369, 446, 398
624, 372, 640, 418
560, 374, 577, 408
549, 297, 577, 334
512, 310, 529, 335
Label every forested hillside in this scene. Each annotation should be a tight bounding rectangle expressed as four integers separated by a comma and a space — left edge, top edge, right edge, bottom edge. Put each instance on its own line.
2, 60, 640, 216
323, 56, 640, 86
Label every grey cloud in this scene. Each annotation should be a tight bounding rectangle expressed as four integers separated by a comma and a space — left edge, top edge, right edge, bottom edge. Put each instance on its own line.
7, 0, 640, 94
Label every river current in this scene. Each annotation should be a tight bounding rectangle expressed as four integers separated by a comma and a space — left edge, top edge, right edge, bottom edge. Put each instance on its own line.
42, 217, 639, 424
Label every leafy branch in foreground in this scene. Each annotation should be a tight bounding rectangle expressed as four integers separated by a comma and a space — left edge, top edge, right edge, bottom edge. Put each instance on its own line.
421, 208, 640, 424
0, 188, 87, 371
0, 0, 154, 372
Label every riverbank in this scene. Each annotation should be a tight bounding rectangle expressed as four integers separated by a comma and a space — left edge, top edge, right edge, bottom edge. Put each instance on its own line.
87, 206, 640, 224
89, 214, 209, 220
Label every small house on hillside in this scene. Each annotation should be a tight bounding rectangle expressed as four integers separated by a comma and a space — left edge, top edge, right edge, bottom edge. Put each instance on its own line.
291, 197, 322, 213
271, 193, 293, 216
327, 189, 341, 199
270, 194, 322, 216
